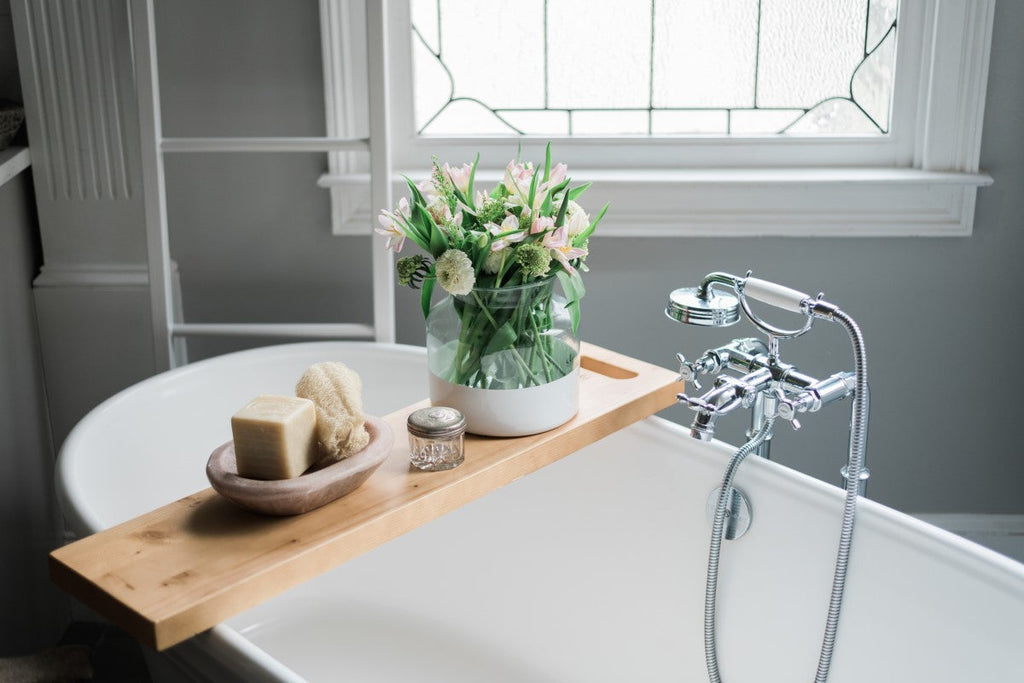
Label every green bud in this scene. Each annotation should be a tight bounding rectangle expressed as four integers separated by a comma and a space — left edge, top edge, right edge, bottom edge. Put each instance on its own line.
396, 254, 429, 288
514, 243, 551, 277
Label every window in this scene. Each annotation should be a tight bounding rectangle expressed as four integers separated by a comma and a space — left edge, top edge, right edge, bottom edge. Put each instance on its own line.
411, 0, 897, 137
319, 0, 994, 236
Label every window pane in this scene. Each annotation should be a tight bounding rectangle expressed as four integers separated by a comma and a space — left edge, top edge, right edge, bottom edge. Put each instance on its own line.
411, 0, 898, 136
652, 1, 758, 109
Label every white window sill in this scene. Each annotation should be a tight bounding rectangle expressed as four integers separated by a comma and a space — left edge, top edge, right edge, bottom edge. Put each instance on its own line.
318, 166, 993, 238
0, 146, 30, 190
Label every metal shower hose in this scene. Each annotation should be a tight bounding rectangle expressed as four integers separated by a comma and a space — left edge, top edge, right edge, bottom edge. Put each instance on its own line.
703, 308, 868, 683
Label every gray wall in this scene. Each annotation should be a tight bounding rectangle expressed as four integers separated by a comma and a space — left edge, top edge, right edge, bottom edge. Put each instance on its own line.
0, 0, 69, 654
150, 0, 1022, 514
0, 167, 68, 654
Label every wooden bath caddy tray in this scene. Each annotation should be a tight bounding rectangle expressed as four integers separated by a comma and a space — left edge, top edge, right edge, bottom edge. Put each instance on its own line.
49, 343, 678, 651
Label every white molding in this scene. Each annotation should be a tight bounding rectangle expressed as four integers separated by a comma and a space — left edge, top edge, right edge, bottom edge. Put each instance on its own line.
0, 145, 30, 188
34, 262, 149, 287
172, 323, 375, 340
12, 0, 136, 202
161, 137, 369, 153
321, 0, 371, 236
33, 261, 182, 287
322, 0, 997, 237
916, 0, 996, 173
320, 167, 992, 237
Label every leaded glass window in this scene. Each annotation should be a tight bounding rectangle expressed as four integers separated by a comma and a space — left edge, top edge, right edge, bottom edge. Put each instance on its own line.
411, 0, 898, 136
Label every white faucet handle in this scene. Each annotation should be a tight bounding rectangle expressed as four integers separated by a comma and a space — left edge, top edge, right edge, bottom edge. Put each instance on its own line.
743, 277, 810, 313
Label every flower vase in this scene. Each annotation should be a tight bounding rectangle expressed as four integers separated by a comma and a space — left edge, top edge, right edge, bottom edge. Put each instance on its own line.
426, 276, 580, 437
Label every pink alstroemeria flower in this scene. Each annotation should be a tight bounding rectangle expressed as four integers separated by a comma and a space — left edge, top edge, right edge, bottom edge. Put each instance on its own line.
537, 162, 567, 196
426, 196, 452, 225
503, 160, 535, 196
417, 177, 439, 203
375, 196, 411, 252
443, 162, 473, 196
488, 215, 525, 251
531, 215, 555, 234
542, 224, 587, 274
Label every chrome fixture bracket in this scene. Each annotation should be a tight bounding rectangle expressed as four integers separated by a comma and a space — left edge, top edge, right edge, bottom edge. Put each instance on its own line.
706, 486, 752, 540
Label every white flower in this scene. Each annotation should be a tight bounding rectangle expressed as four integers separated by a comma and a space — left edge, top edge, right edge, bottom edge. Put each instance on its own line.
565, 200, 590, 237
435, 249, 475, 296
374, 196, 411, 252
487, 214, 525, 251
481, 249, 504, 274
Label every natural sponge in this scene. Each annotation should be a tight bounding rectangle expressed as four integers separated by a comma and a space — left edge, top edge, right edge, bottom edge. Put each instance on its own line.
296, 362, 369, 464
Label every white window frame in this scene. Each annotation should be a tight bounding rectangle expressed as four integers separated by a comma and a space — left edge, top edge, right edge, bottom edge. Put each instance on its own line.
319, 0, 994, 237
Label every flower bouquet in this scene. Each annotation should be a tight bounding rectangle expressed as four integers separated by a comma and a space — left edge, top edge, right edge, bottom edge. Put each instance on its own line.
376, 145, 606, 435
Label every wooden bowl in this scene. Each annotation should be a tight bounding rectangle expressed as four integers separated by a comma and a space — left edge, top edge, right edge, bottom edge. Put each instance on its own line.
206, 415, 393, 516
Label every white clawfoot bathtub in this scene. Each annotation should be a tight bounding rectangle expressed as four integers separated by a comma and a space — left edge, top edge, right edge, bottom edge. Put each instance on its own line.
57, 342, 1024, 682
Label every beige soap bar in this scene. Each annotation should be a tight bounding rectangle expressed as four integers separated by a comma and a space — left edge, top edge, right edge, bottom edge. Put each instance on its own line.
230, 395, 317, 480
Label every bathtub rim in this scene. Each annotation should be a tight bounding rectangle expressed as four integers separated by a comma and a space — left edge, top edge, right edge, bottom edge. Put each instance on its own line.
56, 341, 428, 539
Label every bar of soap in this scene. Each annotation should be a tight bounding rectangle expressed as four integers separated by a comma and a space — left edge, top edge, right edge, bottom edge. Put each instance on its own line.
230, 395, 317, 480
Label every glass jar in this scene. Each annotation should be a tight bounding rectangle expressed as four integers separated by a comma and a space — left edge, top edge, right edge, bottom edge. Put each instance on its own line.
425, 276, 580, 437
407, 406, 466, 471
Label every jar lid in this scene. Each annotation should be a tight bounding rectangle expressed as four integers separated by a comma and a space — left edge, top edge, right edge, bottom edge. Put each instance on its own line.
407, 406, 467, 439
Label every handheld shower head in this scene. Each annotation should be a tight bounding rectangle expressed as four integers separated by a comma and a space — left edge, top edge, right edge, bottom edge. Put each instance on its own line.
666, 287, 741, 327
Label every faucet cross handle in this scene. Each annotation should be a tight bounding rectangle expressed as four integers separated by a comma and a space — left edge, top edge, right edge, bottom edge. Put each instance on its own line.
676, 353, 712, 389
773, 387, 809, 430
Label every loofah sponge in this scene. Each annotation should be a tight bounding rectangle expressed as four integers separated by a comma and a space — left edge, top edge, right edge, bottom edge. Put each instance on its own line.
296, 362, 370, 464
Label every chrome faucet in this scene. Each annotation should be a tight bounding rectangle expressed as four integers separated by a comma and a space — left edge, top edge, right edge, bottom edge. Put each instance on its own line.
685, 274, 873, 683
667, 271, 870, 494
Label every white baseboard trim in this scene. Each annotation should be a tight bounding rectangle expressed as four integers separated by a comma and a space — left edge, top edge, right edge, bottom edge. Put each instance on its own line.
33, 261, 180, 288
913, 513, 1024, 564
912, 513, 1024, 536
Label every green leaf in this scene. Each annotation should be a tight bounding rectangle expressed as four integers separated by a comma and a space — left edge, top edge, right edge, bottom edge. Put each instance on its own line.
473, 237, 492, 274
451, 184, 470, 209
420, 276, 436, 319
397, 213, 431, 253
542, 177, 570, 215
405, 175, 427, 206
574, 202, 608, 245
526, 166, 539, 209
566, 301, 581, 335
567, 182, 592, 201
542, 142, 552, 184
556, 268, 586, 304
467, 153, 480, 206
556, 270, 586, 335
401, 177, 434, 246
553, 190, 571, 228
483, 322, 518, 356
427, 219, 449, 258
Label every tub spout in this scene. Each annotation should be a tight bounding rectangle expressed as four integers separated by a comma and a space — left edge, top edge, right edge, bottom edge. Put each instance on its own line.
680, 368, 773, 441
